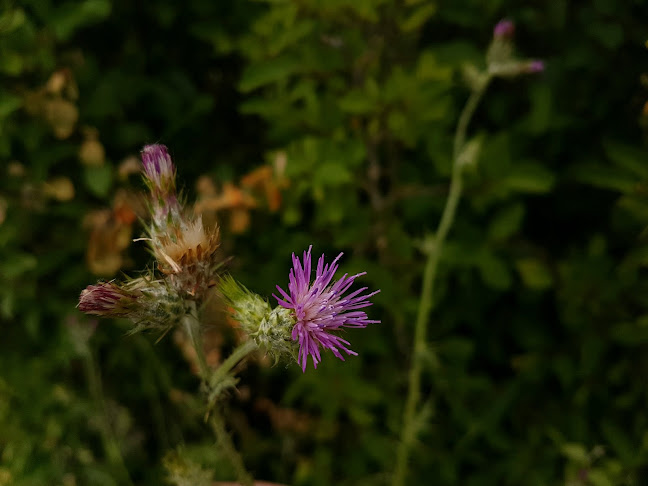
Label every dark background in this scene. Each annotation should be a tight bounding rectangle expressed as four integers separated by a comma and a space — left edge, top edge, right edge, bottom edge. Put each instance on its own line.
2, 1, 648, 485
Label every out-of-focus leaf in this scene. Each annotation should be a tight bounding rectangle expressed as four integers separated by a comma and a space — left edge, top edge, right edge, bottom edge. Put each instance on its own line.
560, 443, 589, 462
478, 252, 512, 290
0, 94, 22, 119
588, 470, 614, 486
239, 55, 302, 92
83, 164, 113, 198
515, 258, 553, 289
50, 0, 111, 41
504, 162, 555, 193
603, 140, 648, 179
571, 163, 638, 193
488, 203, 525, 241
400, 3, 437, 32
0, 253, 37, 279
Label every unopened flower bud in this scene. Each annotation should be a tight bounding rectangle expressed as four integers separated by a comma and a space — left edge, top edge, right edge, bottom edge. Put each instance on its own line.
141, 144, 182, 229
524, 60, 545, 74
141, 144, 176, 195
493, 19, 515, 39
78, 278, 186, 332
78, 281, 138, 317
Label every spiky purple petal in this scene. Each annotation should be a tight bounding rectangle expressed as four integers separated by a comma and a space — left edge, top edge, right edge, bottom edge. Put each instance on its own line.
273, 246, 380, 371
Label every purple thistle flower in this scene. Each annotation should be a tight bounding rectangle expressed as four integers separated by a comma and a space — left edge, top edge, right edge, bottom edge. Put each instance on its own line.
493, 19, 515, 39
273, 246, 380, 372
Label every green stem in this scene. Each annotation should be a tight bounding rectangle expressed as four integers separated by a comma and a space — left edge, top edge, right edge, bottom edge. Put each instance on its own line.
183, 301, 210, 382
207, 339, 258, 407
182, 302, 257, 484
211, 406, 255, 486
82, 351, 133, 485
392, 76, 491, 486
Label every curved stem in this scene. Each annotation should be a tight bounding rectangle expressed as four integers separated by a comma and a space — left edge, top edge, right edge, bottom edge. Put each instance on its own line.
392, 76, 491, 486
209, 340, 258, 390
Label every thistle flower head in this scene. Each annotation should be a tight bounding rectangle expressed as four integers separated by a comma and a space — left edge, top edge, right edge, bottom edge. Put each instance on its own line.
78, 281, 138, 317
493, 19, 515, 39
141, 144, 182, 229
153, 217, 221, 299
273, 246, 380, 371
525, 60, 545, 73
141, 144, 176, 194
78, 278, 186, 332
220, 275, 298, 362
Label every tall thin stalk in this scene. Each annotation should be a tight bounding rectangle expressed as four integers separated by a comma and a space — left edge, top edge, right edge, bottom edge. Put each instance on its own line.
392, 75, 492, 486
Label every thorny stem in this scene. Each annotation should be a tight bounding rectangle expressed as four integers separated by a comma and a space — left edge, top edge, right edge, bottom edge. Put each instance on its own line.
211, 407, 255, 486
392, 76, 492, 486
82, 350, 133, 486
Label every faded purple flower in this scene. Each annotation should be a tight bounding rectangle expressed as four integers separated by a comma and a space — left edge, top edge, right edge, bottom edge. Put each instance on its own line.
493, 19, 515, 39
141, 144, 181, 228
525, 59, 545, 73
78, 282, 138, 317
141, 144, 176, 193
273, 246, 380, 372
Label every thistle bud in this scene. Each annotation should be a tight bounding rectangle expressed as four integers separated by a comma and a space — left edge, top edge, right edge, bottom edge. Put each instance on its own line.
524, 60, 545, 74
141, 144, 176, 196
78, 278, 186, 332
78, 281, 138, 317
493, 19, 515, 39
220, 275, 298, 363
141, 144, 182, 229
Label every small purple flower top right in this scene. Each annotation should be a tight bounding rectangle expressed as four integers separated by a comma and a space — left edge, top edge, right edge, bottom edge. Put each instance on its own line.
493, 19, 515, 39
274, 246, 380, 372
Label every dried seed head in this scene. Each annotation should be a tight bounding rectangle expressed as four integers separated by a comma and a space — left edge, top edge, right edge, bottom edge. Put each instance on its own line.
154, 218, 221, 299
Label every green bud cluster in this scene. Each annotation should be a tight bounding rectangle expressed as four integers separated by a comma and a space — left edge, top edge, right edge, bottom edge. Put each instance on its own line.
220, 275, 298, 363
253, 305, 298, 363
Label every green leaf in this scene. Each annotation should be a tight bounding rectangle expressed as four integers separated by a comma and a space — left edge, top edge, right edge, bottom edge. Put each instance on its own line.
239, 55, 302, 92
0, 253, 37, 279
504, 162, 555, 193
515, 258, 553, 289
601, 421, 635, 463
0, 94, 22, 119
571, 163, 638, 193
313, 162, 352, 186
83, 164, 113, 198
338, 90, 376, 115
587, 470, 614, 486
416, 51, 453, 82
560, 442, 589, 462
478, 253, 512, 290
488, 204, 525, 241
603, 140, 648, 179
50, 0, 112, 41
400, 3, 437, 32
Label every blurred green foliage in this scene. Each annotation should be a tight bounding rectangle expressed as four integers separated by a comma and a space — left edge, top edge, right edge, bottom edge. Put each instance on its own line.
2, 0, 648, 485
